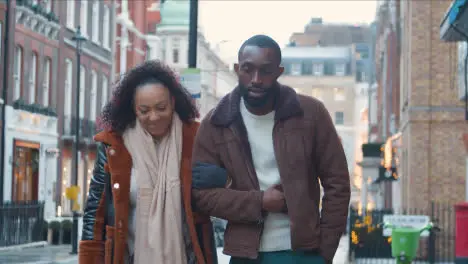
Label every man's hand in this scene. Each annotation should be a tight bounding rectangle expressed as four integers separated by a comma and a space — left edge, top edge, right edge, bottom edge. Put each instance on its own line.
262, 184, 287, 213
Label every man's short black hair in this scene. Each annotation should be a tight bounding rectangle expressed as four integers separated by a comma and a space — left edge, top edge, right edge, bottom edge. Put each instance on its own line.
238, 35, 282, 64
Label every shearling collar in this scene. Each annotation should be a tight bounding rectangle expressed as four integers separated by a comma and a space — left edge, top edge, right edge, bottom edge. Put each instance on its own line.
210, 84, 304, 127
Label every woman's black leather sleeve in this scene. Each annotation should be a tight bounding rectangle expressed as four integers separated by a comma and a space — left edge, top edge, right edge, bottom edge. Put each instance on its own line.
81, 143, 109, 241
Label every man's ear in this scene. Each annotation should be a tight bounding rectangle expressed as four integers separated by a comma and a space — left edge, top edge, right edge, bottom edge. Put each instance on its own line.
234, 63, 240, 74
277, 66, 284, 77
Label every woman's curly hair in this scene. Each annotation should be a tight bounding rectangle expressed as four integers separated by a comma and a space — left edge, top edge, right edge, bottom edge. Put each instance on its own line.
100, 60, 198, 134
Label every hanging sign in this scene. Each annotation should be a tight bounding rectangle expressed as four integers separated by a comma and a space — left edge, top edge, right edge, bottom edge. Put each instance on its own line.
180, 68, 201, 98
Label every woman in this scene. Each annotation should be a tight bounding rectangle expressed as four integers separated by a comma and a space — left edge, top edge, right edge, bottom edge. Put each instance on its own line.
78, 61, 222, 264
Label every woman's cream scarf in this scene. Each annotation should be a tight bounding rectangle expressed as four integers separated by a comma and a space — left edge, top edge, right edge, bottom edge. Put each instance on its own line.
122, 113, 187, 264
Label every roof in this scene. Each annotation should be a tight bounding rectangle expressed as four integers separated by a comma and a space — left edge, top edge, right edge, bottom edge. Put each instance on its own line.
158, 0, 190, 28
282, 46, 351, 60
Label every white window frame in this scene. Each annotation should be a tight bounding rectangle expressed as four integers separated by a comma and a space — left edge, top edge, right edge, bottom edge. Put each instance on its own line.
14, 47, 23, 101
291, 63, 302, 76
458, 41, 468, 100
29, 53, 37, 104
172, 38, 180, 63
66, 1, 75, 29
80, 0, 88, 37
335, 111, 344, 125
79, 66, 86, 118
102, 6, 110, 49
334, 87, 345, 101
313, 63, 324, 76
90, 70, 98, 121
335, 63, 346, 76
101, 76, 108, 110
92, 1, 100, 43
65, 59, 73, 116
43, 58, 51, 107
311, 88, 322, 101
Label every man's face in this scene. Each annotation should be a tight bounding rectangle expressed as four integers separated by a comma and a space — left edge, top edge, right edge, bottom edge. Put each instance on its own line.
235, 46, 284, 108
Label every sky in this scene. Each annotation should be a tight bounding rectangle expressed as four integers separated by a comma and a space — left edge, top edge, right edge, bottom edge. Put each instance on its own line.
198, 0, 378, 65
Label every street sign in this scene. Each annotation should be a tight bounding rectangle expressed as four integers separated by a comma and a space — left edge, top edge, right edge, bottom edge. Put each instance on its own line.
180, 68, 201, 98
383, 214, 431, 237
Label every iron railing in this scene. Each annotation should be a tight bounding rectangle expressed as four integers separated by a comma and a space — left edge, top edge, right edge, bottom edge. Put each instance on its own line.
348, 201, 455, 264
0, 201, 46, 247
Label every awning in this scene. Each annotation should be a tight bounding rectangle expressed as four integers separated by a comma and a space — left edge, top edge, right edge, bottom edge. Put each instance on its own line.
440, 0, 468, 42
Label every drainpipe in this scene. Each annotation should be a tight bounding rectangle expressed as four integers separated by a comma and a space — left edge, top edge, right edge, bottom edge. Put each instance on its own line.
0, 0, 12, 204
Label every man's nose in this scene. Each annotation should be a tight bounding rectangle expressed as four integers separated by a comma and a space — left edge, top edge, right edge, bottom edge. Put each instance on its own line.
252, 71, 262, 85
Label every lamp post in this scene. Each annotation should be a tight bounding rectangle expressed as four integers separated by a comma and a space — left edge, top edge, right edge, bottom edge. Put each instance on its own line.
70, 26, 86, 255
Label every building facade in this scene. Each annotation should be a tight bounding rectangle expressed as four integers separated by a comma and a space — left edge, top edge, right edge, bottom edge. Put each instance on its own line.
1, 0, 62, 221
57, 0, 115, 220
151, 0, 236, 118
114, 0, 161, 80
375, 0, 468, 210
289, 17, 371, 47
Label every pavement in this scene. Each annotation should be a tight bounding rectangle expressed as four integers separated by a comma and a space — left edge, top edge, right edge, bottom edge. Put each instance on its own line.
0, 235, 349, 264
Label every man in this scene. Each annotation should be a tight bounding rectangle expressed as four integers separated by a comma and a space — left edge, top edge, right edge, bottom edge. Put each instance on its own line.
192, 35, 350, 264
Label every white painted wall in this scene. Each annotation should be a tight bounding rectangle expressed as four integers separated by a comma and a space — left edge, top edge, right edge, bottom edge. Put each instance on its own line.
3, 106, 59, 222
149, 31, 237, 119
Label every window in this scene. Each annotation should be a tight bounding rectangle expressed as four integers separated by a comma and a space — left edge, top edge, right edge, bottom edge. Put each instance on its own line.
67, 1, 75, 29
335, 63, 346, 76
302, 62, 313, 75
90, 70, 98, 121
335, 111, 344, 125
101, 76, 108, 109
102, 6, 110, 49
458, 41, 467, 99
79, 66, 86, 118
92, 1, 100, 43
0, 22, 2, 59
291, 63, 302, 76
43, 58, 51, 106
313, 63, 324, 76
80, 0, 88, 37
14, 46, 23, 101
334, 87, 345, 101
172, 38, 180, 63
29, 53, 38, 104
64, 59, 73, 116
311, 88, 321, 100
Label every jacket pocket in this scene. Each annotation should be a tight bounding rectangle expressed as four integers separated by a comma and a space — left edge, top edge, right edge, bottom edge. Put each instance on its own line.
78, 240, 104, 264
105, 226, 115, 264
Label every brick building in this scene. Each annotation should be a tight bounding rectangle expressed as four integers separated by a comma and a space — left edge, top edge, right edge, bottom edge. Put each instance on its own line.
114, 0, 161, 80
289, 17, 371, 47
0, 0, 117, 223
376, 0, 468, 210
58, 0, 115, 219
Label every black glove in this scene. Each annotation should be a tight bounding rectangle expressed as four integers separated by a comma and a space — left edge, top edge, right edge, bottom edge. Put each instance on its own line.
192, 162, 228, 189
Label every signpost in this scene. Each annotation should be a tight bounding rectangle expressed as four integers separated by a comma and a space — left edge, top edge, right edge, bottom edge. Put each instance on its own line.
383, 214, 430, 237
180, 68, 201, 118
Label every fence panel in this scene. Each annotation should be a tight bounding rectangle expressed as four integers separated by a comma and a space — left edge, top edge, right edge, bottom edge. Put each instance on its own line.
349, 202, 455, 264
0, 201, 45, 247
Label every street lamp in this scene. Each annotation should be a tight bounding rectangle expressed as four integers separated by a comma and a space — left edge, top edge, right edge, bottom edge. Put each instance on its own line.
70, 25, 86, 255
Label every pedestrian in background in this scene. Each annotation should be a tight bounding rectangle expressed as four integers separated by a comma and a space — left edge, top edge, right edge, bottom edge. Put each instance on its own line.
192, 35, 351, 264
79, 61, 224, 264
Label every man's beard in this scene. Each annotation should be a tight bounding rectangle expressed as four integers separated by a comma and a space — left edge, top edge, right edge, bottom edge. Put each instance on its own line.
239, 83, 278, 108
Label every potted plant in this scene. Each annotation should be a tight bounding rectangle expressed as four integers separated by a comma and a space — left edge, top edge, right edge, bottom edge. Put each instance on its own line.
48, 220, 61, 245
61, 220, 72, 244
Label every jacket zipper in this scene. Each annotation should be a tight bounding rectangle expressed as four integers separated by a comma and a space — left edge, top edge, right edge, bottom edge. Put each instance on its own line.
229, 126, 264, 258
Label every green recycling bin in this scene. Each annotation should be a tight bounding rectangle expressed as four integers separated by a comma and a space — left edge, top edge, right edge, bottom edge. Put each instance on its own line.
385, 222, 433, 263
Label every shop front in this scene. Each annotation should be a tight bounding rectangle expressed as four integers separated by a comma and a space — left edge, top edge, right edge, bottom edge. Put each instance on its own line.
2, 105, 59, 221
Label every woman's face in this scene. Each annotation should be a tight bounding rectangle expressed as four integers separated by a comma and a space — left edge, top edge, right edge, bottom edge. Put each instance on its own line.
134, 83, 175, 139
